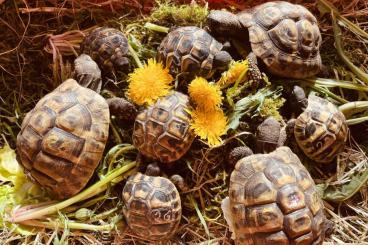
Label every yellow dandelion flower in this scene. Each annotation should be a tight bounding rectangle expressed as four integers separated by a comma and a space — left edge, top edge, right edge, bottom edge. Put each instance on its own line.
217, 60, 249, 87
191, 108, 228, 147
188, 77, 223, 111
127, 59, 173, 105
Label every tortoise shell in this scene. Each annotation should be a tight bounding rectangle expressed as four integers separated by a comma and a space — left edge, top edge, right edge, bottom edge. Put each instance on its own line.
132, 91, 195, 163
240, 1, 322, 78
80, 27, 129, 74
122, 172, 181, 241
229, 146, 326, 244
157, 26, 230, 80
16, 79, 109, 199
294, 94, 348, 163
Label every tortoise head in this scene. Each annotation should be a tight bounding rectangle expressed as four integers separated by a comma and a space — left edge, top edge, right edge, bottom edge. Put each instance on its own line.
213, 50, 232, 72
291, 85, 308, 113
206, 10, 242, 38
74, 54, 102, 93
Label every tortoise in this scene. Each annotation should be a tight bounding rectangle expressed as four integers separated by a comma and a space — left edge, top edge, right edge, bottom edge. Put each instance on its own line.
207, 1, 322, 79
223, 146, 326, 244
16, 57, 137, 199
156, 26, 232, 81
16, 79, 110, 199
256, 116, 286, 153
132, 91, 195, 163
288, 94, 348, 164
80, 27, 130, 75
122, 172, 182, 241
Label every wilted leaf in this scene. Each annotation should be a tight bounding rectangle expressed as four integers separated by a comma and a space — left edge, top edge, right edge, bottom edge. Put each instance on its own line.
316, 169, 368, 202
0, 145, 48, 235
0, 145, 21, 182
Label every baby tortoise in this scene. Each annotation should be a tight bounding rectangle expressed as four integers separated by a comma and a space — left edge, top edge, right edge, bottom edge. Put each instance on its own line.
75, 53, 137, 123
288, 94, 348, 164
17, 58, 136, 199
207, 1, 322, 79
256, 117, 286, 153
122, 172, 181, 241
157, 26, 232, 81
80, 27, 130, 75
132, 91, 195, 163
16, 79, 110, 199
224, 146, 326, 244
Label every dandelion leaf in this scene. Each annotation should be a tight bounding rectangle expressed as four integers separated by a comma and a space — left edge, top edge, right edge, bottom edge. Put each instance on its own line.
317, 169, 368, 202
0, 145, 47, 235
227, 86, 283, 130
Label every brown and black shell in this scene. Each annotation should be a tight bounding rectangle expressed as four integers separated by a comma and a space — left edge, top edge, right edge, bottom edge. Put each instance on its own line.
229, 146, 326, 244
80, 27, 129, 74
122, 172, 182, 241
294, 94, 348, 163
132, 91, 195, 163
240, 1, 322, 78
157, 26, 225, 79
16, 79, 109, 199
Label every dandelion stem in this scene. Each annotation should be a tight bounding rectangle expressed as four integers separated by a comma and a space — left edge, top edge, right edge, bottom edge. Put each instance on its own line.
144, 22, 169, 33
302, 83, 348, 104
19, 216, 122, 231
346, 116, 368, 125
128, 44, 143, 68
339, 101, 368, 118
302, 78, 368, 92
11, 161, 136, 223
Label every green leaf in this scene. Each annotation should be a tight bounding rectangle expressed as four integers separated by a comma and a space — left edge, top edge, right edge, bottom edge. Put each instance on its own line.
0, 145, 22, 182
0, 145, 48, 235
227, 86, 283, 130
0, 185, 37, 235
317, 169, 368, 202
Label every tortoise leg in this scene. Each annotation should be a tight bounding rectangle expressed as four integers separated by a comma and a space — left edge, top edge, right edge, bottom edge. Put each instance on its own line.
246, 52, 263, 88
106, 97, 137, 123
285, 119, 296, 141
206, 10, 243, 38
169, 174, 189, 192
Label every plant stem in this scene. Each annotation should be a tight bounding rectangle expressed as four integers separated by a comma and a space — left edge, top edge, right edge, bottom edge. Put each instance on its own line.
304, 83, 348, 104
144, 22, 169, 33
189, 195, 210, 238
20, 216, 122, 231
339, 101, 368, 118
128, 44, 143, 68
331, 14, 368, 84
90, 208, 119, 222
346, 116, 368, 125
302, 78, 368, 92
11, 161, 136, 223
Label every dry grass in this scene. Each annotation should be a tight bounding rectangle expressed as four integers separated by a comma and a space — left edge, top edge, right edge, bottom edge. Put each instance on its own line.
1, 0, 368, 244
